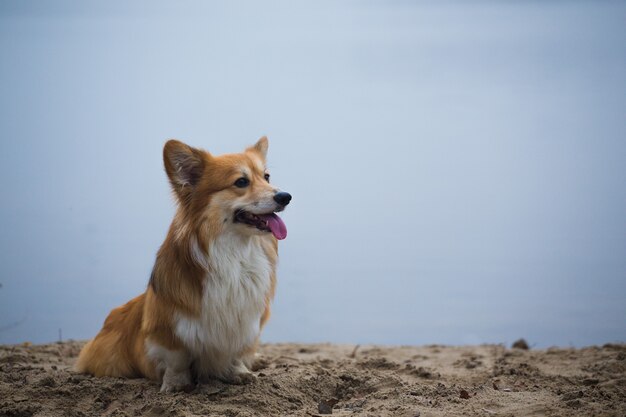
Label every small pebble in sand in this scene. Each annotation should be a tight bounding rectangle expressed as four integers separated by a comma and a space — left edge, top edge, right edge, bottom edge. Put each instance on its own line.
318, 398, 338, 414
512, 339, 529, 350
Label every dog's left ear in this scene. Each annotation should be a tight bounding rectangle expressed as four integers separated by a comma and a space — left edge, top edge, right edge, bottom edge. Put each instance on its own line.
247, 136, 269, 160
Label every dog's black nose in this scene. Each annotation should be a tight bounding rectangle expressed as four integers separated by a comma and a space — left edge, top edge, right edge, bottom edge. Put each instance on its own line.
274, 191, 292, 206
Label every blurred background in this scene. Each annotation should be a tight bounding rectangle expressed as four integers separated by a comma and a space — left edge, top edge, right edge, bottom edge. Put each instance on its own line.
1, 0, 624, 348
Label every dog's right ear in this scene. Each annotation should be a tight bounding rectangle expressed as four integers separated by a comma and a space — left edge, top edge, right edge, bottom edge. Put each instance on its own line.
163, 140, 205, 202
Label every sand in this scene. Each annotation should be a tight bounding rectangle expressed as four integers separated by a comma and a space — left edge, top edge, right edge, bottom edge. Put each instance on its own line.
1, 341, 625, 416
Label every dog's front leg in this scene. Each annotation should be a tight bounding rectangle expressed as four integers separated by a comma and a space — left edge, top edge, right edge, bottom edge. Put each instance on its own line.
147, 342, 193, 393
161, 359, 193, 393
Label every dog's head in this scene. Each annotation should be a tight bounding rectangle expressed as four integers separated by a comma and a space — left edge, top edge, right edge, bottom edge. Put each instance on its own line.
163, 137, 290, 240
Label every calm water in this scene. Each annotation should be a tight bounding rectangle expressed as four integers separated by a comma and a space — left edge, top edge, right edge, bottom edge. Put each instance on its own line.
1, 0, 625, 347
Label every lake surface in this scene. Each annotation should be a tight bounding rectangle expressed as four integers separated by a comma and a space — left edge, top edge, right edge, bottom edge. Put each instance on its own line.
1, 0, 625, 347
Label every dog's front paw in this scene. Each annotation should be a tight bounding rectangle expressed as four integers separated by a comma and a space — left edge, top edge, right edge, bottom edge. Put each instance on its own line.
226, 369, 257, 385
160, 369, 194, 393
223, 361, 257, 385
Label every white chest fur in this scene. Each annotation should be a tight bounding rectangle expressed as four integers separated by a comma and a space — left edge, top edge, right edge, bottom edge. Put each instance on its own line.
174, 234, 272, 360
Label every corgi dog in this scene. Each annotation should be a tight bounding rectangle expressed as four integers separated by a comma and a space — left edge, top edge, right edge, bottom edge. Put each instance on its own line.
75, 137, 291, 392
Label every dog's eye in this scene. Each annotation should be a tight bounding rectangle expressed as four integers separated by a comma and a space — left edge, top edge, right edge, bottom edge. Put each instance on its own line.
264, 173, 270, 182
234, 177, 250, 188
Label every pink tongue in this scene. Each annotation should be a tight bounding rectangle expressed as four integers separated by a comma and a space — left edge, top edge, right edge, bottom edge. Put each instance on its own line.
260, 213, 287, 240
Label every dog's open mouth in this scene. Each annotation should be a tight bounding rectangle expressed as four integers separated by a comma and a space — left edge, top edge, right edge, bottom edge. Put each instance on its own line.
234, 209, 287, 240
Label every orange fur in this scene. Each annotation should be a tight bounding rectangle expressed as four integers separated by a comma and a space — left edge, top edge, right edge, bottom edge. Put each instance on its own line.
76, 137, 287, 391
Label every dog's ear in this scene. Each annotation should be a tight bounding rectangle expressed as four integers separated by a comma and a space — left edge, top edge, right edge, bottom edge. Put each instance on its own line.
163, 140, 206, 202
247, 136, 269, 160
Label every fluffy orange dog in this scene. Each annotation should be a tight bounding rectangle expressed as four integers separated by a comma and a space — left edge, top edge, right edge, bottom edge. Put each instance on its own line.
76, 137, 291, 392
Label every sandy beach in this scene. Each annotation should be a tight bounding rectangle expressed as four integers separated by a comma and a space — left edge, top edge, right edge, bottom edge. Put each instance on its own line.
1, 341, 625, 416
